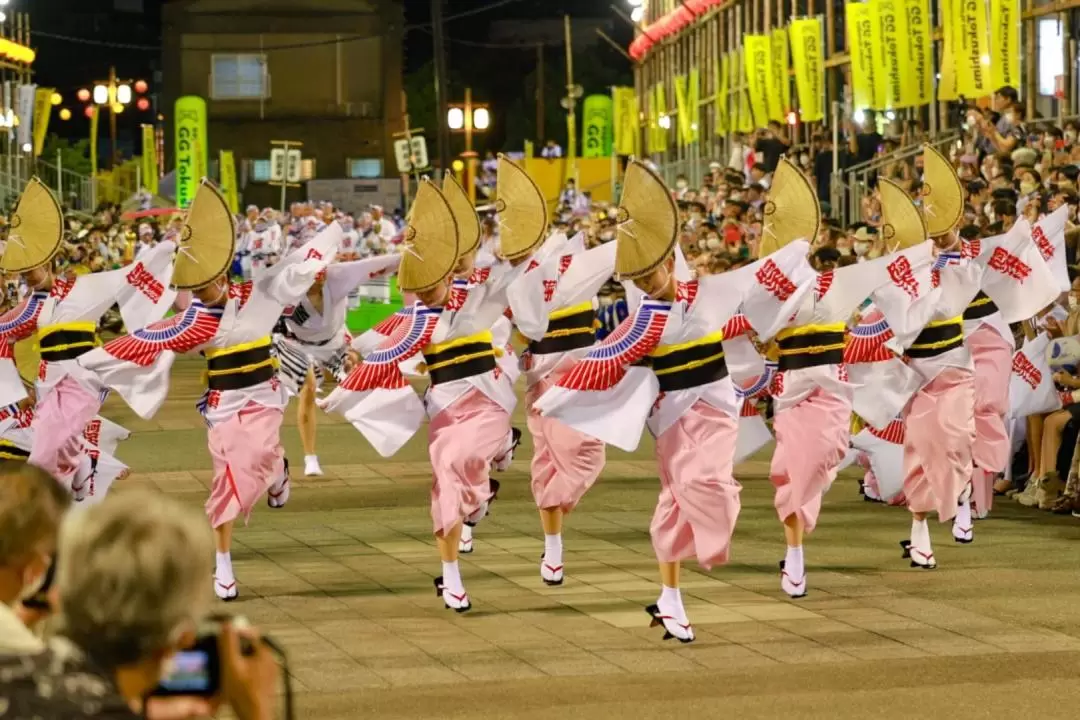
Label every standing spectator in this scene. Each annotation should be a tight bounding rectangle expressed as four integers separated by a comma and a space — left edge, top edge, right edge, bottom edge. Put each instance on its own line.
541, 140, 563, 159
0, 463, 70, 654
753, 121, 790, 173
847, 111, 883, 166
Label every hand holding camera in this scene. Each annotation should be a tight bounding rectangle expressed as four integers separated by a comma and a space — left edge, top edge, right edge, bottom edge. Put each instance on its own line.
151, 616, 284, 720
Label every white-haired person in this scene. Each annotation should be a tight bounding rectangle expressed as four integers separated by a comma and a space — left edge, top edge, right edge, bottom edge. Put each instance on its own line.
0, 488, 280, 719
0, 461, 70, 654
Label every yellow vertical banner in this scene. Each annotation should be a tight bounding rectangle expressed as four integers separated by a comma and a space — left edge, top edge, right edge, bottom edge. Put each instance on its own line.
743, 35, 770, 129
673, 75, 691, 145
219, 150, 239, 214
956, 0, 991, 99
873, 0, 905, 109
939, 0, 959, 101
32, 88, 53, 157
715, 53, 729, 135
89, 105, 99, 176
687, 67, 700, 143
768, 28, 789, 122
789, 18, 825, 123
141, 125, 159, 195
612, 87, 638, 156
991, 0, 1021, 91
175, 95, 208, 209
736, 51, 754, 133
901, 0, 933, 108
847, 3, 880, 111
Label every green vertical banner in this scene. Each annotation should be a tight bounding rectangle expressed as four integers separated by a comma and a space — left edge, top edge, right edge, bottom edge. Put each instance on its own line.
687, 67, 700, 143
612, 87, 638, 156
582, 94, 613, 158
175, 95, 208, 209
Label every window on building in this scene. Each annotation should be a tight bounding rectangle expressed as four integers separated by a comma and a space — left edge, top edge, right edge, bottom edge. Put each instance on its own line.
347, 158, 383, 178
211, 54, 270, 100
1038, 18, 1064, 97
251, 159, 272, 182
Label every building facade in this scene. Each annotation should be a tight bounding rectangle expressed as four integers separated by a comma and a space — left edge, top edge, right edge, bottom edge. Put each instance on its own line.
161, 0, 404, 208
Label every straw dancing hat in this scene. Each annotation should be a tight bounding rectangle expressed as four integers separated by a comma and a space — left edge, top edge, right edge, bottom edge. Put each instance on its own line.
172, 181, 235, 290
878, 178, 928, 252
0, 177, 64, 273
613, 161, 678, 280
442, 173, 480, 257
397, 180, 459, 293
758, 158, 820, 258
13, 337, 39, 386
495, 155, 547, 260
920, 144, 964, 238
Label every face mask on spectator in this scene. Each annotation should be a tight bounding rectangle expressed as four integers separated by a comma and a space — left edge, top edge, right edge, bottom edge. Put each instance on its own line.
1067, 131, 1077, 144
676, 180, 688, 190
1020, 180, 1038, 195
706, 235, 721, 251
799, 153, 810, 166
853, 240, 871, 256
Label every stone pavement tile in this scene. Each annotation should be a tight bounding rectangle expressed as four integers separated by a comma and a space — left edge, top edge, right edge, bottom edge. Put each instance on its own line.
742, 639, 854, 664
723, 603, 821, 622
670, 642, 780, 669
871, 628, 1002, 657
686, 604, 756, 625
462, 614, 565, 650
326, 464, 389, 479
971, 630, 1080, 653
510, 647, 624, 677
589, 607, 658, 629
817, 607, 931, 632
382, 618, 499, 655
594, 649, 704, 673
267, 593, 351, 621
289, 658, 387, 692
370, 665, 466, 687
708, 621, 810, 644
862, 596, 1012, 633
440, 650, 546, 681
377, 461, 435, 477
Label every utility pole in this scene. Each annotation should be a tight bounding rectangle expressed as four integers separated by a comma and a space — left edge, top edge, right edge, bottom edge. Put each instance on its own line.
536, 43, 545, 146
561, 16, 582, 182
431, 0, 451, 180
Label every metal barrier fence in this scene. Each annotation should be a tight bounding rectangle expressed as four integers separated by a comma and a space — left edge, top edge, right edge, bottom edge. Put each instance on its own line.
0, 153, 140, 214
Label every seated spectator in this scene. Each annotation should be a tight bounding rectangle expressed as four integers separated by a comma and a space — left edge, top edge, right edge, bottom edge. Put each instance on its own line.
0, 463, 70, 654
0, 489, 280, 719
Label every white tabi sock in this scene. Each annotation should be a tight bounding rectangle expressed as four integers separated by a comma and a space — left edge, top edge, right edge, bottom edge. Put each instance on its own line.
910, 517, 931, 551
460, 525, 473, 543
955, 498, 973, 529
544, 533, 563, 567
215, 552, 234, 583
784, 545, 805, 579
658, 585, 687, 622
441, 561, 464, 594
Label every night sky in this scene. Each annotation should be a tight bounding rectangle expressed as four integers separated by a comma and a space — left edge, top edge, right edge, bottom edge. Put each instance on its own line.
26, 0, 629, 142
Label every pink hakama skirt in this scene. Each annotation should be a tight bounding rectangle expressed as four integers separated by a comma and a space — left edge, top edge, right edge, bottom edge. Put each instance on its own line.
902, 368, 976, 522
967, 327, 1012, 513
651, 401, 740, 570
428, 388, 511, 536
770, 389, 851, 533
526, 367, 606, 513
205, 403, 285, 528
29, 376, 103, 483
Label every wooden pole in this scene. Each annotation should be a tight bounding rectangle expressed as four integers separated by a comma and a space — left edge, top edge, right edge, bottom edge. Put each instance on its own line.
564, 15, 577, 180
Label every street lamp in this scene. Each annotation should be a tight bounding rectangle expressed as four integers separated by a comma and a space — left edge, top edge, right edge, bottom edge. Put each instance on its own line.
447, 88, 491, 204
92, 66, 135, 167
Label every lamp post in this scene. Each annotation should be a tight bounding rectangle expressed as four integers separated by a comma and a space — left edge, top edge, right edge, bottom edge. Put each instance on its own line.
447, 87, 490, 205
93, 66, 133, 167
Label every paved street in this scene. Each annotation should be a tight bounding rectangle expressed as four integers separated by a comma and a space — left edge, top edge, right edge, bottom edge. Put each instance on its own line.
109, 358, 1080, 719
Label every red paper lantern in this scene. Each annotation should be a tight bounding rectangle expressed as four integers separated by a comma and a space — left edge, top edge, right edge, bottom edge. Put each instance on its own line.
77, 88, 91, 102
84, 105, 94, 118
136, 97, 150, 111
134, 80, 148, 94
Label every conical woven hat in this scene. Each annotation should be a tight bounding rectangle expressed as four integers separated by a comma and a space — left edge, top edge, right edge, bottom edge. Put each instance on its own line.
13, 337, 39, 386
495, 155, 547, 260
920, 144, 964, 238
879, 178, 928, 251
614, 161, 678, 279
759, 158, 820, 258
172, 181, 234, 290
398, 180, 459, 293
442, 173, 480, 257
0, 177, 64, 273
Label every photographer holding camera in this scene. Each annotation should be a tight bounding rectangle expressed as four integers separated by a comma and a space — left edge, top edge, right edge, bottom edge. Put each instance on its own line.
0, 462, 69, 654
0, 488, 281, 719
